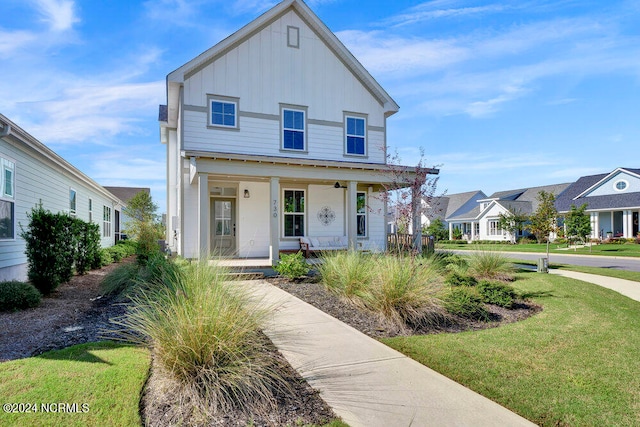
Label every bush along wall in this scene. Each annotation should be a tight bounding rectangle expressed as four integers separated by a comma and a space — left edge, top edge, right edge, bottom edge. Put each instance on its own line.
20, 204, 102, 295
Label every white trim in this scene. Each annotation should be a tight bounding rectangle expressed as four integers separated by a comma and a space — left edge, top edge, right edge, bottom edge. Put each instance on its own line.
282, 187, 306, 238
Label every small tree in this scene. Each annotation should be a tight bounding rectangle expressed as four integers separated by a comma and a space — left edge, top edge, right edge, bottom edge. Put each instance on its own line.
564, 204, 591, 249
498, 208, 529, 243
380, 148, 440, 254
122, 191, 161, 240
526, 191, 558, 244
424, 218, 448, 241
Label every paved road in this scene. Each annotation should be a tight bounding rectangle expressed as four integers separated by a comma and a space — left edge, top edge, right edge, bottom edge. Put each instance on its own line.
444, 250, 640, 272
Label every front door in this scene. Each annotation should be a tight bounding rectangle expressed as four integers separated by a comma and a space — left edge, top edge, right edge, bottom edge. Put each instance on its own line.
634, 212, 639, 237
211, 199, 235, 256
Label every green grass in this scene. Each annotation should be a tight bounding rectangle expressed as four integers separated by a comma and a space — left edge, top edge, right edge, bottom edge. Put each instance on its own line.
437, 242, 640, 257
0, 341, 150, 427
381, 272, 640, 426
510, 259, 640, 283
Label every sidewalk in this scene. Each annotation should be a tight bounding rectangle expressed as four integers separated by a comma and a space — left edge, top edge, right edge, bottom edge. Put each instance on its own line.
549, 269, 640, 302
246, 280, 535, 427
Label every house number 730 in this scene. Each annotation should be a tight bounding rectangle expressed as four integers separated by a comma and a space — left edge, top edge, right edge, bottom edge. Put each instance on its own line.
273, 200, 278, 218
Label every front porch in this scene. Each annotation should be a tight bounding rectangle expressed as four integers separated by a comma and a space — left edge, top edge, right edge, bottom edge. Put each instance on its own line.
590, 209, 640, 239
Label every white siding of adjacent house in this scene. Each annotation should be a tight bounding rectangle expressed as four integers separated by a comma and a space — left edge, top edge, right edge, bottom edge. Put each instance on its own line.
181, 9, 386, 164
0, 138, 117, 281
478, 203, 510, 241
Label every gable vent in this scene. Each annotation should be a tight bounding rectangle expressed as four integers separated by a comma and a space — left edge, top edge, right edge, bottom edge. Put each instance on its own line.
287, 26, 300, 48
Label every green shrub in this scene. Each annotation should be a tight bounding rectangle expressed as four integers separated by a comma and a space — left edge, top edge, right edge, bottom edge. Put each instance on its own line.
477, 280, 517, 308
20, 205, 77, 295
136, 222, 161, 265
467, 250, 514, 281
317, 251, 372, 301
116, 240, 137, 257
112, 260, 287, 415
445, 272, 478, 287
99, 248, 113, 266
443, 286, 490, 321
274, 251, 309, 279
107, 245, 128, 263
0, 281, 41, 311
74, 220, 101, 275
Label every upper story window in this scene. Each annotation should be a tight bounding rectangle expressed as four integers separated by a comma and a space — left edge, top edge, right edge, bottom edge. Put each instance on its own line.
0, 157, 15, 240
614, 179, 628, 192
345, 116, 366, 156
69, 188, 77, 216
282, 108, 305, 151
208, 95, 239, 129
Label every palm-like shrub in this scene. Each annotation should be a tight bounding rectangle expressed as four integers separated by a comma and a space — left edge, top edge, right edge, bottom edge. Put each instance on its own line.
112, 260, 286, 416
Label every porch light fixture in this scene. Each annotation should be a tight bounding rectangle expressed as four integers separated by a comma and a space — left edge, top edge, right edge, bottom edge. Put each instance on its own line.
334, 182, 346, 189
244, 189, 250, 198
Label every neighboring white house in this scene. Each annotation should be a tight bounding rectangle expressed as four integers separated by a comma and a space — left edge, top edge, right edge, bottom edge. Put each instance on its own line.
555, 167, 640, 239
103, 186, 151, 241
0, 114, 123, 281
447, 184, 571, 241
160, 0, 436, 263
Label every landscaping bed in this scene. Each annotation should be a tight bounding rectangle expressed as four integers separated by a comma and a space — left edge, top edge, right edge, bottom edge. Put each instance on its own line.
0, 259, 339, 427
268, 275, 541, 338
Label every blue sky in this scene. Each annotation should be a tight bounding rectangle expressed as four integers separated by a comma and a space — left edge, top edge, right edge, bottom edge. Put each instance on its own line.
2, 0, 639, 213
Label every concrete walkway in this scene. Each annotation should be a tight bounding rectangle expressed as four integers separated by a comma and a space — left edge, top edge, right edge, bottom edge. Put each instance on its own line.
246, 280, 535, 427
549, 269, 640, 302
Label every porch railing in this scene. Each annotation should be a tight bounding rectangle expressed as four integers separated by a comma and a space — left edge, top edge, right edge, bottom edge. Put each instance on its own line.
387, 233, 435, 255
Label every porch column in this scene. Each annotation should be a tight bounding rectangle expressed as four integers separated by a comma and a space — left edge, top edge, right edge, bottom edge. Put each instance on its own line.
623, 210, 629, 238
471, 221, 476, 240
610, 211, 614, 237
198, 173, 209, 258
590, 212, 599, 239
269, 177, 280, 266
449, 222, 453, 240
347, 181, 358, 250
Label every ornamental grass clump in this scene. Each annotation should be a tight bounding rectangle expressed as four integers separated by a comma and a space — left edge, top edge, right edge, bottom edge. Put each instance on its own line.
317, 251, 372, 302
467, 249, 515, 281
362, 255, 445, 330
112, 260, 287, 417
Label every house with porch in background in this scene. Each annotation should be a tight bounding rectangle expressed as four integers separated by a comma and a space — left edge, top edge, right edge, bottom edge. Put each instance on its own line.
555, 167, 640, 239
159, 0, 436, 264
446, 183, 571, 242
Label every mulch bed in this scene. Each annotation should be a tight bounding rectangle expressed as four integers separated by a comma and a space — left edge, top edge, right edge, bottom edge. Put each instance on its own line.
267, 275, 542, 338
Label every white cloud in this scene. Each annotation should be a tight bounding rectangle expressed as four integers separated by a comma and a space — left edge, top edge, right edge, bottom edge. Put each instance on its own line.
0, 30, 37, 57
31, 0, 79, 32
383, 1, 508, 27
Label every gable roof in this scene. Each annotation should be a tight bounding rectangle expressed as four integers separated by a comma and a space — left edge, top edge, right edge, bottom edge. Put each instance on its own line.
103, 187, 150, 205
555, 169, 640, 212
0, 114, 122, 205
165, 0, 398, 127
434, 190, 486, 221
573, 167, 640, 199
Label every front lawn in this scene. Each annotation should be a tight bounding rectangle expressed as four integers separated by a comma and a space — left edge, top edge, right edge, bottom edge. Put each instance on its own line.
0, 342, 150, 427
381, 271, 640, 426
437, 242, 640, 257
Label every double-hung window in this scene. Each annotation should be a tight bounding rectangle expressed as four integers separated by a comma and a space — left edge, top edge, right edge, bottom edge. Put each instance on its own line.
103, 206, 111, 237
282, 108, 305, 151
357, 192, 367, 237
0, 157, 15, 239
69, 188, 77, 216
488, 220, 502, 236
345, 116, 366, 156
88, 198, 93, 222
283, 189, 305, 237
208, 96, 238, 129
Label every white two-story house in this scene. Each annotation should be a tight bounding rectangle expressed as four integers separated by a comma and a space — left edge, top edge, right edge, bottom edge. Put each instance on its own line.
160, 0, 433, 263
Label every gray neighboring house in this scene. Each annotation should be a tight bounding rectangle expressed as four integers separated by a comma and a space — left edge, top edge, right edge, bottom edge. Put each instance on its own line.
103, 186, 151, 241
447, 183, 571, 241
555, 167, 640, 239
0, 114, 122, 281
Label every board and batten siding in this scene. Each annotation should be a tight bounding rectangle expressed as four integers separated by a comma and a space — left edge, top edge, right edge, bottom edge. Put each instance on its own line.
0, 138, 117, 281
182, 9, 387, 163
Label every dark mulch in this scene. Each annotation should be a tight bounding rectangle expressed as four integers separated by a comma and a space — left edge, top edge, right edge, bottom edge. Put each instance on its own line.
267, 276, 542, 338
